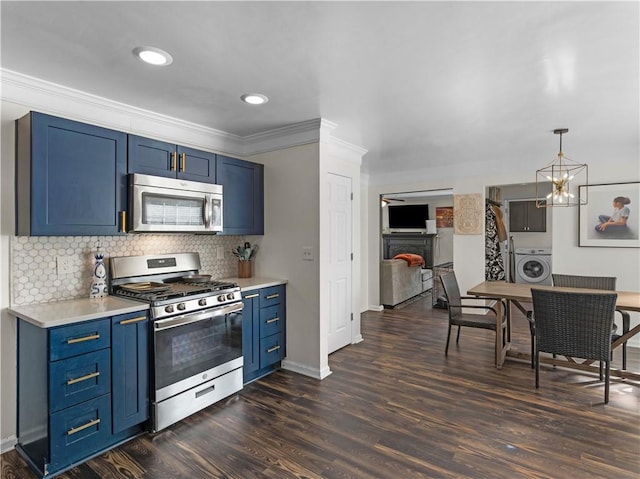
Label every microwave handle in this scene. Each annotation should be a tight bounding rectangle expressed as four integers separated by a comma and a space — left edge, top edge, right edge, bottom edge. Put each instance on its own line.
204, 196, 212, 229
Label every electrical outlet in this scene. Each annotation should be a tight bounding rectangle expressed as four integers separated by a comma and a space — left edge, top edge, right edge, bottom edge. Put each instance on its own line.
56, 255, 74, 276
302, 246, 313, 261
216, 246, 225, 260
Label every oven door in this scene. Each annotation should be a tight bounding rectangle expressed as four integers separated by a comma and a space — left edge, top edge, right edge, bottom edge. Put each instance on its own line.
152, 302, 243, 402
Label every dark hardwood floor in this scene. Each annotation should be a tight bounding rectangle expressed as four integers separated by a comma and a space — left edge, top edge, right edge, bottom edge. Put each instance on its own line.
2, 296, 639, 478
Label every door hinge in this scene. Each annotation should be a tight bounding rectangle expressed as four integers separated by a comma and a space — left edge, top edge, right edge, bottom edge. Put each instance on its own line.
351, 252, 353, 260
351, 313, 354, 321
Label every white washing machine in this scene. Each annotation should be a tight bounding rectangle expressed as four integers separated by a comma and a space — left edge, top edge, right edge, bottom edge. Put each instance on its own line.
515, 247, 553, 285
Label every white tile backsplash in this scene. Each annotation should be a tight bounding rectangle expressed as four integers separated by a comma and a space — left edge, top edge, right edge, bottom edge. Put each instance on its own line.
10, 234, 243, 305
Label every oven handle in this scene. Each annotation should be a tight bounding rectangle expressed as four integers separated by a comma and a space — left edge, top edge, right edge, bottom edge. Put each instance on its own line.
154, 302, 243, 332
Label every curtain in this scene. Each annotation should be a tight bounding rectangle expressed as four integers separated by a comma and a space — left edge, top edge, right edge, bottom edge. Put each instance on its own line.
485, 203, 505, 280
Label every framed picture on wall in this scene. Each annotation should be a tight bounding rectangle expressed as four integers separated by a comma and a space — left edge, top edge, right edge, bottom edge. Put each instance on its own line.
435, 206, 454, 228
579, 182, 640, 247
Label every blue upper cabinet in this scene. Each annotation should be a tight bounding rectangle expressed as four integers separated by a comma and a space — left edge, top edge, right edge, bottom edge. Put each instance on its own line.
216, 155, 264, 235
16, 112, 128, 236
128, 135, 216, 183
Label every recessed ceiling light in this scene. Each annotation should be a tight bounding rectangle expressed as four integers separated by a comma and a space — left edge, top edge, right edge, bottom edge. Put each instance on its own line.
241, 93, 269, 105
132, 46, 173, 66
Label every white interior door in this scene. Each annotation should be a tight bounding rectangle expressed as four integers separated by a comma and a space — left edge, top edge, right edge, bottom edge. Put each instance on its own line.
328, 173, 352, 354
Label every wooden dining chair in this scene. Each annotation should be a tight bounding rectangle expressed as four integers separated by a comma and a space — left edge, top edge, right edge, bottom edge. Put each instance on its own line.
440, 272, 506, 357
531, 289, 617, 403
552, 274, 630, 370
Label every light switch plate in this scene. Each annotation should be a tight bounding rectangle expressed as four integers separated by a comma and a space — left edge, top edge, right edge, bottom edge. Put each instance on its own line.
302, 246, 313, 261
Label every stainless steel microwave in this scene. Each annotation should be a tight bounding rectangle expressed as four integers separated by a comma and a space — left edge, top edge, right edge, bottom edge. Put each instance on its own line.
129, 174, 223, 233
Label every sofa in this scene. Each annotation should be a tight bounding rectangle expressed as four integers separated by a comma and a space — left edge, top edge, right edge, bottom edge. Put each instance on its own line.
380, 259, 423, 307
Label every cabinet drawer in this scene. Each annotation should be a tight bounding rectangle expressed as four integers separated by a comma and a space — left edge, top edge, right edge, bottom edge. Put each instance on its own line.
50, 394, 112, 471
49, 349, 111, 413
49, 319, 110, 361
259, 285, 284, 308
259, 305, 283, 338
260, 333, 285, 368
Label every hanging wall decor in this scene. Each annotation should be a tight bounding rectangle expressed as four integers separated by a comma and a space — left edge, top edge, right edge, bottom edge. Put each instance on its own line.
454, 194, 483, 235
435, 206, 454, 228
579, 181, 639, 247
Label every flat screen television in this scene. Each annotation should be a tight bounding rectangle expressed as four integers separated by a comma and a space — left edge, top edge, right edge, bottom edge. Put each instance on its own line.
388, 204, 429, 229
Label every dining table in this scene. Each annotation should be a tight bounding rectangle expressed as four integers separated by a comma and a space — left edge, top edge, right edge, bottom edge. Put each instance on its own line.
466, 280, 640, 379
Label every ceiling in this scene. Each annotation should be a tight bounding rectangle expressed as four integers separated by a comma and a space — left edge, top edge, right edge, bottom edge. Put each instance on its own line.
2, 2, 638, 183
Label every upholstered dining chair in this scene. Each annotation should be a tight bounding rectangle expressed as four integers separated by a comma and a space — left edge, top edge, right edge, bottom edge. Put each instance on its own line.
552, 274, 630, 370
531, 289, 617, 404
440, 272, 506, 357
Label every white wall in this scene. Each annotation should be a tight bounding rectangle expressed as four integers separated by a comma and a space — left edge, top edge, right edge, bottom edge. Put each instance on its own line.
246, 144, 324, 378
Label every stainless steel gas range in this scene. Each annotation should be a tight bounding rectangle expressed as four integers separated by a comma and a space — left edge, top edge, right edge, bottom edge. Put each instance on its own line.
110, 252, 243, 432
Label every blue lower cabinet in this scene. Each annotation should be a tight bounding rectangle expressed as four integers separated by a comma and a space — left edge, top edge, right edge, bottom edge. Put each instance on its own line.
242, 285, 286, 384
49, 349, 111, 413
16, 312, 148, 478
49, 395, 112, 472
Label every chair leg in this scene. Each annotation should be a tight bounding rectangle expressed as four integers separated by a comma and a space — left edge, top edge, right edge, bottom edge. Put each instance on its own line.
622, 343, 627, 370
604, 359, 610, 404
529, 327, 535, 369
456, 325, 461, 344
535, 351, 540, 389
599, 362, 603, 381
445, 324, 452, 356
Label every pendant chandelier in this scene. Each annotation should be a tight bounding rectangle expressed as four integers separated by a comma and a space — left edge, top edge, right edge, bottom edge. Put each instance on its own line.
535, 128, 588, 207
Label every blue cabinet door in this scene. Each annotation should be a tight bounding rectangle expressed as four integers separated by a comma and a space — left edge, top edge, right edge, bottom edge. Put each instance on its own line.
111, 312, 149, 433
216, 155, 264, 235
17, 112, 127, 236
177, 145, 216, 183
127, 135, 177, 179
241, 293, 260, 383
129, 135, 216, 183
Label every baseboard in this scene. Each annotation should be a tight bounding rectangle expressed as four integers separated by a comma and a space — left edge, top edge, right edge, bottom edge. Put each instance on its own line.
281, 360, 332, 380
368, 304, 384, 311
1, 435, 16, 454
352, 334, 364, 344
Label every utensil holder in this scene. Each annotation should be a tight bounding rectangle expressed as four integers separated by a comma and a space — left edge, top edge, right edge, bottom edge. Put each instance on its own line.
238, 260, 252, 278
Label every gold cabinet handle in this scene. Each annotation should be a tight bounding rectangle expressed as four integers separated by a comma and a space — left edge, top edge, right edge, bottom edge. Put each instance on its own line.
267, 345, 281, 354
119, 316, 146, 325
119, 211, 127, 233
67, 334, 100, 344
180, 153, 186, 172
244, 293, 259, 299
67, 418, 100, 436
266, 294, 279, 299
67, 371, 100, 386
171, 151, 177, 171
266, 317, 280, 324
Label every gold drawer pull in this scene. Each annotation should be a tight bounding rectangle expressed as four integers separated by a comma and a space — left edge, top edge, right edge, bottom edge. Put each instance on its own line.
67, 418, 100, 436
171, 151, 177, 171
267, 345, 281, 354
119, 316, 146, 325
67, 334, 100, 344
266, 317, 280, 324
67, 371, 100, 386
265, 293, 279, 299
244, 293, 259, 299
180, 152, 186, 172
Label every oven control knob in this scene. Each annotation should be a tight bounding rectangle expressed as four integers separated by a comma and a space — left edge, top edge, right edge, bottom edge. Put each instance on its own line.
198, 298, 207, 306
218, 295, 226, 302
177, 303, 186, 311
165, 305, 174, 314
226, 293, 234, 300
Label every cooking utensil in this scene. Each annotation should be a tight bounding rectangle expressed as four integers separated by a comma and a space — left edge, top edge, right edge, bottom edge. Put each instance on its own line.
121, 282, 171, 293
181, 274, 211, 283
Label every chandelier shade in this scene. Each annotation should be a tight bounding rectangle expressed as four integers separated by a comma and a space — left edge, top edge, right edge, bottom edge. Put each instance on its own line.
535, 129, 588, 208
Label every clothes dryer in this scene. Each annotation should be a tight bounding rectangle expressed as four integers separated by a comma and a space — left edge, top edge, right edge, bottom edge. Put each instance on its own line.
514, 247, 552, 285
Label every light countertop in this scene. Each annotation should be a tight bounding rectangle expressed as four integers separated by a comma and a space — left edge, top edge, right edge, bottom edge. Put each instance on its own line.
223, 277, 288, 292
8, 296, 149, 329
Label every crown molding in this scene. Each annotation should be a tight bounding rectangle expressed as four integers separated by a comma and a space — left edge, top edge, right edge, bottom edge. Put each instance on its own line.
1, 69, 365, 159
